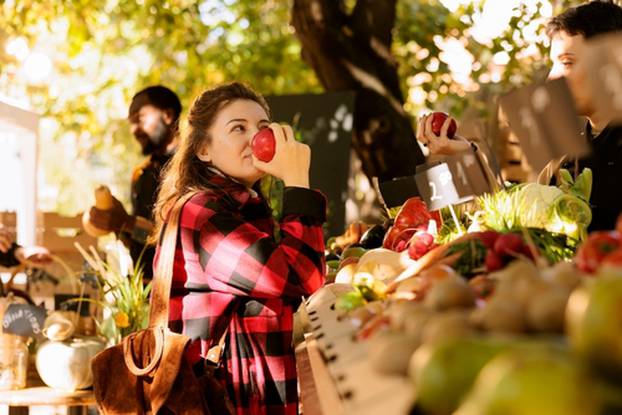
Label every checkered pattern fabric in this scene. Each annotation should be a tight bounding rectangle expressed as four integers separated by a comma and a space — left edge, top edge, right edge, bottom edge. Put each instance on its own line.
155, 173, 326, 415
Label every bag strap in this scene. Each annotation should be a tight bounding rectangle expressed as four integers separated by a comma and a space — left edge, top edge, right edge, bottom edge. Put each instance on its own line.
123, 326, 165, 376
149, 192, 198, 329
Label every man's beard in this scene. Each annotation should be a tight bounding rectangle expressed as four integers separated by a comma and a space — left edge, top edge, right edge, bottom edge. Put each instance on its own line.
141, 118, 170, 155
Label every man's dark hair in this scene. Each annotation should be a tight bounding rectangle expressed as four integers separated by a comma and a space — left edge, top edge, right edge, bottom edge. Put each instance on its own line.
547, 1, 622, 39
129, 85, 182, 120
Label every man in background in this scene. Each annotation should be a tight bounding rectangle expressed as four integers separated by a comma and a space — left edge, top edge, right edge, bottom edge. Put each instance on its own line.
541, 0, 622, 231
87, 86, 182, 279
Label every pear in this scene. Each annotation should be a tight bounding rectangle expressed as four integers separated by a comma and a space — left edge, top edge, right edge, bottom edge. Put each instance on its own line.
470, 296, 526, 333
566, 275, 622, 381
424, 274, 476, 311
455, 350, 600, 415
526, 286, 569, 333
421, 310, 474, 345
408, 336, 511, 415
368, 331, 421, 375
387, 300, 428, 332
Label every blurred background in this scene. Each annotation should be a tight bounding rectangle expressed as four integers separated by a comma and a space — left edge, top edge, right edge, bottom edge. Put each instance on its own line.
0, 0, 600, 217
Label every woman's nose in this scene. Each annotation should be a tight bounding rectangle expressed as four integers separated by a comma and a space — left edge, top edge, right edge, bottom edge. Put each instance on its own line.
248, 127, 260, 142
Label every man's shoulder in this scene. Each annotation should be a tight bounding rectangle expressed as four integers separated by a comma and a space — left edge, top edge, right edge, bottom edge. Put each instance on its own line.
131, 158, 154, 182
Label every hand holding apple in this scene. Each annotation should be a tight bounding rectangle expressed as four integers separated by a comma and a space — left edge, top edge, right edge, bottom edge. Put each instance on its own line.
251, 122, 311, 188
416, 112, 471, 156
251, 128, 276, 162
430, 112, 457, 138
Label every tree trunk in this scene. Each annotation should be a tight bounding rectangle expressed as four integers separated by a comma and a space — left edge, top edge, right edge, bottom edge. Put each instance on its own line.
291, 0, 424, 181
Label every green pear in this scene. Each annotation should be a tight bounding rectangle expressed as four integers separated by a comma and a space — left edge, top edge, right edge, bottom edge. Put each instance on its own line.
566, 274, 622, 381
408, 336, 511, 415
455, 350, 600, 415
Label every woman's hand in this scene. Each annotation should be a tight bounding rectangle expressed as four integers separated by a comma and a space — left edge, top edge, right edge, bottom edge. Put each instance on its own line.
417, 114, 471, 156
252, 122, 311, 188
15, 245, 53, 267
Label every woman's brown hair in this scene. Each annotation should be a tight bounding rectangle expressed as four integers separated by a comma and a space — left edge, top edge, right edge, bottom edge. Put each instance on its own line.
151, 82, 271, 242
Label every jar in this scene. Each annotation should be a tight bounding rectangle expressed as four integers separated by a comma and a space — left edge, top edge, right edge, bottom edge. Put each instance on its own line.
0, 334, 28, 390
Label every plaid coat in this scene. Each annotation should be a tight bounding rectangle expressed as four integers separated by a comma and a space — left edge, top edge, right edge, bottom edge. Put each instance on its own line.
157, 173, 326, 415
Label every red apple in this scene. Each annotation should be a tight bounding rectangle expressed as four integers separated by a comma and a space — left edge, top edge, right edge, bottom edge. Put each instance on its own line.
485, 250, 505, 272
493, 233, 525, 258
430, 112, 457, 138
251, 128, 276, 162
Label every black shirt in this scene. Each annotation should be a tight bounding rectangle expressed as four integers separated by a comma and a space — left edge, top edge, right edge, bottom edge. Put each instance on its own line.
127, 152, 172, 279
562, 124, 622, 231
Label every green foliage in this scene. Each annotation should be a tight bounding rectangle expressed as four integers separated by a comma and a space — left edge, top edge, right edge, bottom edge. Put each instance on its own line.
75, 241, 152, 345
393, 0, 582, 119
0, 0, 585, 215
0, 0, 319, 214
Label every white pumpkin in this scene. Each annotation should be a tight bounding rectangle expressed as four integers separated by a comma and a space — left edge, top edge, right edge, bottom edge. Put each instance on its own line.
36, 336, 105, 390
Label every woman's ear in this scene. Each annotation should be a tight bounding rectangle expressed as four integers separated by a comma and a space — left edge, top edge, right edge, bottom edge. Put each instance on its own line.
197, 151, 211, 163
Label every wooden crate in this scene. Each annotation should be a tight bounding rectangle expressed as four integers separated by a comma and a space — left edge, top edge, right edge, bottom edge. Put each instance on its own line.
298, 285, 414, 415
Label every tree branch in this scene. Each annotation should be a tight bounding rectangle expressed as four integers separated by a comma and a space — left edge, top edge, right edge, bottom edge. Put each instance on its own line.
291, 0, 424, 180
351, 0, 397, 47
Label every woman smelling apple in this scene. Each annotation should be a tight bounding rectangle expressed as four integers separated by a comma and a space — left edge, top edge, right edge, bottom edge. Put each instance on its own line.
152, 82, 327, 415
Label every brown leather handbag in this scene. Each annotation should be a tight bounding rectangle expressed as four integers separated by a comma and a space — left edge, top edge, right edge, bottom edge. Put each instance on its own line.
91, 193, 234, 415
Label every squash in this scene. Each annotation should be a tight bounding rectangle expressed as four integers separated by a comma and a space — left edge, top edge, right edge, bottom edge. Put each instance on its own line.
36, 336, 105, 390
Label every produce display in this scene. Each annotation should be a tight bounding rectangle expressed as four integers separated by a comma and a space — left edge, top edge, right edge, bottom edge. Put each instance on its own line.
301, 166, 622, 415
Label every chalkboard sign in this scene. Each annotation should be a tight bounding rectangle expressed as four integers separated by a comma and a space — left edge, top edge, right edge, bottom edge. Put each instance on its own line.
265, 92, 354, 238
375, 175, 421, 209
499, 78, 590, 172
3, 303, 47, 337
582, 33, 622, 124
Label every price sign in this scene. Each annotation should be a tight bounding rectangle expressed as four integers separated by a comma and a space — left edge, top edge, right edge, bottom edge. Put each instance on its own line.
376, 148, 494, 210
445, 149, 494, 201
499, 78, 590, 172
414, 162, 460, 211
582, 33, 622, 124
375, 175, 421, 209
3, 303, 47, 337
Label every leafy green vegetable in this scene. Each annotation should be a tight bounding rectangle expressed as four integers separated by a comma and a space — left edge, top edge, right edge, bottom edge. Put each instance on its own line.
446, 239, 488, 277
477, 168, 592, 241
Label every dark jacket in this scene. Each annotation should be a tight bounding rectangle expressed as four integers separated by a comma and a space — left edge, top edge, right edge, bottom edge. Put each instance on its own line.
561, 124, 622, 231
124, 152, 172, 279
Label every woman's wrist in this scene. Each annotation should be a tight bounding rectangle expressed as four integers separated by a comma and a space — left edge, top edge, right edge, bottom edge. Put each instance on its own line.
282, 175, 309, 189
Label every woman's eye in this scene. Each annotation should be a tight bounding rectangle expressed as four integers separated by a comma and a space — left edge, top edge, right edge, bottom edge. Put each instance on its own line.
561, 60, 574, 68
231, 124, 245, 132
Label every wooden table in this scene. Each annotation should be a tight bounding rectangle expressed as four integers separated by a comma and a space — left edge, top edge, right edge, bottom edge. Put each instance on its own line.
0, 380, 96, 415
